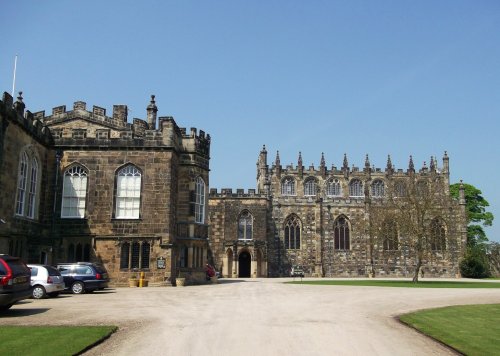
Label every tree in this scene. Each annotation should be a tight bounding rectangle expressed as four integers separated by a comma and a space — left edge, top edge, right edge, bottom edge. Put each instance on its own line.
369, 174, 459, 282
450, 183, 493, 246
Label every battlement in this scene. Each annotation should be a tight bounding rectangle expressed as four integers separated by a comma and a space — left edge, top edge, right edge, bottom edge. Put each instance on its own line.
270, 152, 448, 178
209, 188, 266, 198
29, 96, 210, 158
0, 92, 53, 146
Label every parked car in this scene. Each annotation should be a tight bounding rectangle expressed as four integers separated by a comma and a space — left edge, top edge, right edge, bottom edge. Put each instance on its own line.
290, 266, 304, 278
27, 264, 65, 299
0, 255, 32, 311
56, 262, 109, 294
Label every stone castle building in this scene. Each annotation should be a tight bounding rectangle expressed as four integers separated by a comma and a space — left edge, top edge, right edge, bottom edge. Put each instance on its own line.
0, 91, 467, 284
0, 92, 210, 284
209, 147, 467, 278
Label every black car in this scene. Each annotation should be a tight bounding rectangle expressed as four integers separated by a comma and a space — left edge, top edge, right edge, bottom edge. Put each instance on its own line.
56, 262, 109, 294
0, 255, 32, 311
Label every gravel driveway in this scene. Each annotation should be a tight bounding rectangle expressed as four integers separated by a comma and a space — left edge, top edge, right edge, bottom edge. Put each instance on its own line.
1, 278, 499, 355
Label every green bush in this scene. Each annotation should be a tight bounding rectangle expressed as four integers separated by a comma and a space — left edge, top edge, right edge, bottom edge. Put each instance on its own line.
460, 246, 490, 278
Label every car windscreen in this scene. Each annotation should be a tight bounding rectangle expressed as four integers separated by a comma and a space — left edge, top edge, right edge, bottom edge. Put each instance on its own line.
8, 259, 30, 275
45, 266, 61, 276
94, 265, 108, 274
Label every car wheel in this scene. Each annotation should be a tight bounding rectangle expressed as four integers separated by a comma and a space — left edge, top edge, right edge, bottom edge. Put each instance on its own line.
48, 292, 60, 298
71, 281, 85, 294
32, 285, 47, 299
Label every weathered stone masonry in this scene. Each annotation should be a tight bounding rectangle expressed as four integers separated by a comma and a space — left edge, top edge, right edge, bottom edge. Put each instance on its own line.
0, 91, 467, 284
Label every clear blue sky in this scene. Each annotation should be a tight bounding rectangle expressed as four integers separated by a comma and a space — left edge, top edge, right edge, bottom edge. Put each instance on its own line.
1, 1, 499, 241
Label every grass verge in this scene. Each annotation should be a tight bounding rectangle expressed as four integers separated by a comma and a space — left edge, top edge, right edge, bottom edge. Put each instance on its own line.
285, 280, 500, 288
400, 304, 500, 356
0, 325, 117, 356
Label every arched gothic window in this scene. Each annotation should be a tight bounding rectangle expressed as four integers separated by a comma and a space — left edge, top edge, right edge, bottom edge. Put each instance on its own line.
62, 165, 88, 218
349, 179, 363, 197
284, 215, 301, 249
304, 178, 316, 196
334, 216, 350, 250
371, 179, 385, 198
430, 218, 446, 251
15, 149, 40, 218
281, 178, 296, 196
238, 211, 253, 240
115, 165, 142, 219
195, 176, 206, 223
381, 220, 398, 250
326, 178, 342, 197
27, 157, 39, 218
394, 181, 406, 197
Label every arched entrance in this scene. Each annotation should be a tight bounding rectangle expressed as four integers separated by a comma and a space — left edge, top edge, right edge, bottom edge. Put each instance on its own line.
238, 251, 251, 277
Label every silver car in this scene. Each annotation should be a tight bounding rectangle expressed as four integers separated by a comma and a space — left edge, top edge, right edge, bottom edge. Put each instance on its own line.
28, 264, 65, 299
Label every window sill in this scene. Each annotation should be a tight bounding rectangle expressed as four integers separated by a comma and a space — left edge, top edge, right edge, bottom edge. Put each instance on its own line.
112, 218, 142, 221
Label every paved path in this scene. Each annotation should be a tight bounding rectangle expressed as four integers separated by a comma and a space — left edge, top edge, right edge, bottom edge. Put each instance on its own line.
1, 278, 499, 355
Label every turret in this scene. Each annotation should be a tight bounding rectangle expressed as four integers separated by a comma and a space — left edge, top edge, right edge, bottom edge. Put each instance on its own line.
320, 152, 326, 178
408, 155, 415, 174
257, 145, 269, 194
442, 151, 450, 187
297, 151, 303, 178
147, 95, 158, 130
386, 154, 394, 176
342, 153, 349, 178
14, 91, 25, 116
364, 154, 371, 173
459, 180, 466, 205
275, 150, 281, 179
429, 156, 436, 173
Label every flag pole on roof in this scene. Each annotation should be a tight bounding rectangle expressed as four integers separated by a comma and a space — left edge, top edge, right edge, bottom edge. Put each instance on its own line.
11, 55, 18, 97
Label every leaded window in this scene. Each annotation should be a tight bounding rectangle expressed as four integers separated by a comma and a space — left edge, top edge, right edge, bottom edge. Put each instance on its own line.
304, 178, 316, 196
62, 165, 88, 218
120, 241, 151, 269
15, 149, 40, 219
334, 216, 350, 250
284, 215, 301, 249
394, 181, 406, 197
15, 152, 29, 216
195, 177, 206, 223
27, 157, 39, 218
238, 211, 253, 240
430, 218, 446, 251
381, 220, 398, 250
115, 165, 141, 219
120, 242, 130, 269
371, 179, 385, 198
326, 178, 342, 197
349, 179, 363, 197
281, 178, 296, 196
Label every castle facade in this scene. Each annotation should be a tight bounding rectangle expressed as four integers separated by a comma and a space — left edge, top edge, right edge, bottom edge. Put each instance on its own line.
0, 92, 467, 284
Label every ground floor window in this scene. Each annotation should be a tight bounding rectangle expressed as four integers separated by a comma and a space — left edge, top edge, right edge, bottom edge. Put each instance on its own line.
67, 243, 91, 262
120, 241, 150, 269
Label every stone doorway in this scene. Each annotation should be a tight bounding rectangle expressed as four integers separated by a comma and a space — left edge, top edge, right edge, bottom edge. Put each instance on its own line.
238, 251, 251, 277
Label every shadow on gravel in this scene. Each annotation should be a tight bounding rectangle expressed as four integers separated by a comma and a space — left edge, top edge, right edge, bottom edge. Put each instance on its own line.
217, 280, 253, 284
1, 308, 50, 317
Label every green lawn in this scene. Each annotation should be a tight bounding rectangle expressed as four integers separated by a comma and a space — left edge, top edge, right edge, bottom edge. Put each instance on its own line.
0, 325, 117, 356
400, 304, 500, 356
286, 280, 500, 288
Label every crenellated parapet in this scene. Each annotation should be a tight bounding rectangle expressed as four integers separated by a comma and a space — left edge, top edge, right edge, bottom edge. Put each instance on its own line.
35, 96, 210, 161
0, 92, 53, 146
209, 188, 266, 198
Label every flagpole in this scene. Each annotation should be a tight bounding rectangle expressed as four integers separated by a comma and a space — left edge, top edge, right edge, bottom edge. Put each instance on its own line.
12, 55, 18, 97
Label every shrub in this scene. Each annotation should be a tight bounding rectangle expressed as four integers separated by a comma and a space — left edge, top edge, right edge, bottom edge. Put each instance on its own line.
460, 246, 490, 278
